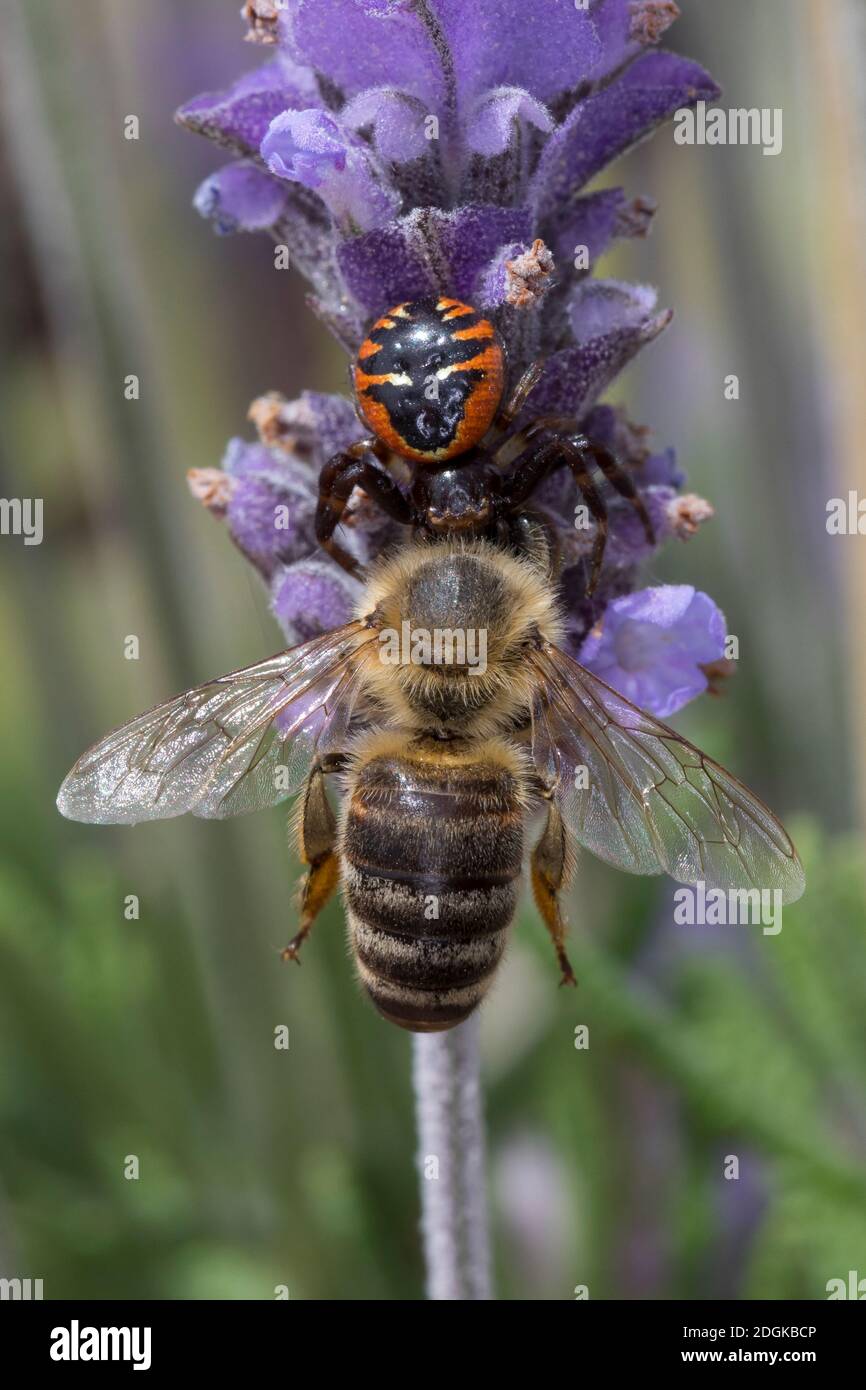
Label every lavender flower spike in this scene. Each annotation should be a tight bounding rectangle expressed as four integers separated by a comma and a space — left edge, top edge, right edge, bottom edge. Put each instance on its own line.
181, 1, 725, 722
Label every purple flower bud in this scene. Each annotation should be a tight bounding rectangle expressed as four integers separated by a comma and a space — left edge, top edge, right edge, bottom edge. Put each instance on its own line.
248, 389, 364, 462
194, 161, 288, 235
220, 439, 318, 578
176, 56, 319, 157
521, 291, 671, 425
569, 279, 664, 347
227, 473, 317, 577
551, 189, 654, 276
271, 556, 362, 645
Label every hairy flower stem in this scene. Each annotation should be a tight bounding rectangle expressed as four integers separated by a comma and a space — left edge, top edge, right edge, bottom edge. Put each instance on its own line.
412, 1016, 492, 1300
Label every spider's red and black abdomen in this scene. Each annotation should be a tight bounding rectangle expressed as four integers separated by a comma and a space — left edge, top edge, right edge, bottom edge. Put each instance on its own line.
354, 298, 505, 464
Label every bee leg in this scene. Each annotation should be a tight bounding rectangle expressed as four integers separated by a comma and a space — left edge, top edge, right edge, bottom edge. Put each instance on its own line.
530, 798, 577, 988
495, 416, 652, 557
281, 761, 340, 965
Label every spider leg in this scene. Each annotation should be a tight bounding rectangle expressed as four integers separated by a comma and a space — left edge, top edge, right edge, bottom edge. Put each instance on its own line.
316, 441, 413, 576
558, 439, 609, 595
491, 411, 573, 468
576, 435, 655, 545
511, 416, 655, 546
501, 437, 608, 594
488, 358, 546, 442
502, 438, 560, 509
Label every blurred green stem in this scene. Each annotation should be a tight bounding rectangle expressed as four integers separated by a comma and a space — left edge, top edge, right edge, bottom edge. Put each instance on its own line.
413, 1017, 492, 1300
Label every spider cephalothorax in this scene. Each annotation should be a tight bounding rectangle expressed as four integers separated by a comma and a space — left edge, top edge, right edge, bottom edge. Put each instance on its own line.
316, 296, 655, 592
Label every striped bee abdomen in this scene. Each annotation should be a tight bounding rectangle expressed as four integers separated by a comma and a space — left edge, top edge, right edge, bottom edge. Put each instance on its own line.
341, 736, 525, 1032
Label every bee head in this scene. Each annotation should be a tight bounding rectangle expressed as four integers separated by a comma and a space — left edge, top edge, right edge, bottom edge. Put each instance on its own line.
360, 540, 561, 734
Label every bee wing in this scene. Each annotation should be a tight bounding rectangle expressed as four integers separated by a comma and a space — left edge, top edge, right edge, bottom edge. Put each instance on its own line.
57, 623, 375, 825
529, 644, 805, 904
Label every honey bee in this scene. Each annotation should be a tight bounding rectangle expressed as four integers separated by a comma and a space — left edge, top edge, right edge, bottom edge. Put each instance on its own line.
57, 536, 804, 1032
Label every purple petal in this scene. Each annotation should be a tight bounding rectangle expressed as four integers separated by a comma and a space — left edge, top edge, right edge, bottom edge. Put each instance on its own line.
591, 0, 683, 76
176, 56, 319, 156
284, 0, 605, 119
590, 0, 642, 73
434, 204, 534, 300
297, 391, 366, 459
641, 447, 682, 487
227, 471, 318, 577
342, 87, 430, 162
476, 241, 522, 310
281, 0, 444, 106
551, 188, 627, 268
531, 50, 721, 218
262, 108, 348, 186
519, 298, 671, 423
434, 0, 603, 105
579, 584, 727, 717
223, 438, 279, 480
551, 188, 655, 269
337, 220, 438, 314
337, 204, 533, 313
218, 439, 319, 577
271, 555, 362, 645
261, 109, 399, 231
193, 161, 289, 234
464, 87, 553, 157
569, 278, 659, 345
594, 486, 677, 567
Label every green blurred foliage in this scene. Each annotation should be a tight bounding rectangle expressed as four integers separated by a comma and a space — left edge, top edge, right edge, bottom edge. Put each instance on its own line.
2, 817, 864, 1300
0, 0, 863, 1299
